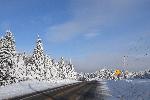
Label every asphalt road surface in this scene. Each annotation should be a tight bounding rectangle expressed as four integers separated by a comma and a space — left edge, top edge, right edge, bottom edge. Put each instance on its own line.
10, 81, 109, 100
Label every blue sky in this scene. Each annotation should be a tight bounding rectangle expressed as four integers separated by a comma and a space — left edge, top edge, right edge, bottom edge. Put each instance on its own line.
0, 0, 150, 72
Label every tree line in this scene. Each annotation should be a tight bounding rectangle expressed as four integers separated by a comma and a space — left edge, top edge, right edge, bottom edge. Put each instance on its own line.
0, 30, 77, 86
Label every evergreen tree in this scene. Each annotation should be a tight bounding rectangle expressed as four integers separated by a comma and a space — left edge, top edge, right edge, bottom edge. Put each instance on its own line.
51, 59, 58, 80
66, 60, 77, 80
57, 57, 66, 79
0, 30, 17, 86
30, 35, 45, 81
57, 57, 77, 80
3, 30, 16, 55
52, 60, 60, 80
14, 53, 27, 81
44, 55, 54, 81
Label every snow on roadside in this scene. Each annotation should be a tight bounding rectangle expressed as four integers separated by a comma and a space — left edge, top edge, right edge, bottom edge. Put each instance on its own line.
0, 79, 80, 100
96, 79, 112, 98
105, 79, 150, 100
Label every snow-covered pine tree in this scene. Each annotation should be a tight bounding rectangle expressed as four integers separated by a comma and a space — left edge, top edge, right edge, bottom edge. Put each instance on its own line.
65, 59, 77, 80
14, 53, 27, 81
51, 59, 59, 80
0, 30, 17, 86
24, 55, 35, 80
51, 60, 60, 80
57, 57, 66, 79
29, 35, 46, 81
95, 69, 114, 80
44, 55, 55, 81
3, 30, 16, 55
56, 57, 77, 80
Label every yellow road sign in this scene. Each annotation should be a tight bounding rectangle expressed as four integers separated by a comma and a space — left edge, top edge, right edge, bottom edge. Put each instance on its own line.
114, 69, 121, 76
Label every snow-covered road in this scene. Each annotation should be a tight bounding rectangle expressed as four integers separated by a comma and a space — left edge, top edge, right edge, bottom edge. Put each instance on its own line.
13, 80, 106, 100
0, 79, 79, 100
1, 79, 150, 100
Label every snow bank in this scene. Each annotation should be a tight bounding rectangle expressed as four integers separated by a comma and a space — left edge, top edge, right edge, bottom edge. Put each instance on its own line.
105, 79, 150, 100
0, 79, 79, 99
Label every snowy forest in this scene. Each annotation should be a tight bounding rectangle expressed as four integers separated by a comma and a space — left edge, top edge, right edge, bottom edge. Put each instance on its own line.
0, 30, 150, 87
0, 30, 77, 86
78, 69, 150, 81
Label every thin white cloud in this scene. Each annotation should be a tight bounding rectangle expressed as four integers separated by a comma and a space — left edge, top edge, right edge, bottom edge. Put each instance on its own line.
46, 0, 141, 42
84, 33, 99, 39
45, 0, 105, 42
46, 21, 82, 42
